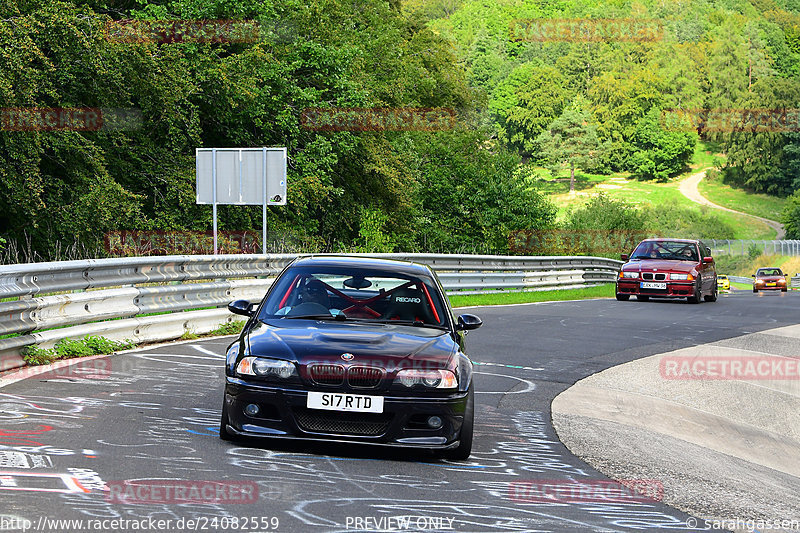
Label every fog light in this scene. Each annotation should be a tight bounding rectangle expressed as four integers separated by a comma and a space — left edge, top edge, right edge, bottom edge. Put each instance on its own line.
427, 416, 443, 429
244, 404, 260, 417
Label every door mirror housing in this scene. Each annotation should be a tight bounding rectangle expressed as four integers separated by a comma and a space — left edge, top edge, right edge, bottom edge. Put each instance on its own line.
456, 314, 482, 331
228, 299, 255, 317
702, 256, 714, 264
620, 254, 629, 261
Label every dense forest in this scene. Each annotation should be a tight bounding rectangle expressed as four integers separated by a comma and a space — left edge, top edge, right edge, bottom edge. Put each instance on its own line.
0, 0, 799, 261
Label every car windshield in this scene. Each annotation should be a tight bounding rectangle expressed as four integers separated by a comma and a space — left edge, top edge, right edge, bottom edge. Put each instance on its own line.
757, 268, 782, 276
630, 241, 699, 261
258, 265, 448, 328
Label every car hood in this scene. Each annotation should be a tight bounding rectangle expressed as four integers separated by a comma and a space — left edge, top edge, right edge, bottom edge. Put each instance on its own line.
244, 319, 458, 370
624, 259, 697, 272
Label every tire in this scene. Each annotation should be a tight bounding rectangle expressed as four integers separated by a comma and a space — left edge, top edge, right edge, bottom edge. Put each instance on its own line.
445, 383, 474, 461
782, 288, 788, 292
636, 295, 649, 301
219, 398, 235, 441
616, 293, 630, 301
753, 288, 758, 293
688, 279, 702, 304
705, 284, 718, 302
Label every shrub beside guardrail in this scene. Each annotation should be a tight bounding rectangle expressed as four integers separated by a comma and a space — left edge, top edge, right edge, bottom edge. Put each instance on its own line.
0, 253, 622, 372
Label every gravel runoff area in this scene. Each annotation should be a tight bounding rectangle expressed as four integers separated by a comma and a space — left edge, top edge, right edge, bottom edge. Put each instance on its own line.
552, 324, 800, 533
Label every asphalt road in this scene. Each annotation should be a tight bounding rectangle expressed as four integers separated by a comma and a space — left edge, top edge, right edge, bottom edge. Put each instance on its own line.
1, 289, 797, 533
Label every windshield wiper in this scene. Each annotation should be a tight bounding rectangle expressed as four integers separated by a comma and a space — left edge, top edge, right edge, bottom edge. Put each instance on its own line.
282, 314, 345, 321
383, 319, 448, 330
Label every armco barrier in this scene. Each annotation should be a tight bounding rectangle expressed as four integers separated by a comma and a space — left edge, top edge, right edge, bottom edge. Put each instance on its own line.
0, 253, 621, 372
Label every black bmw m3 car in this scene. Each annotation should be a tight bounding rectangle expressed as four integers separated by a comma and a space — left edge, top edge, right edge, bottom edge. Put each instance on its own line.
220, 255, 482, 459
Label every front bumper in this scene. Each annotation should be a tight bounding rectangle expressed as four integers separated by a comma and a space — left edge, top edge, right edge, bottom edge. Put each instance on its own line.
222, 377, 469, 449
754, 283, 786, 290
616, 280, 696, 298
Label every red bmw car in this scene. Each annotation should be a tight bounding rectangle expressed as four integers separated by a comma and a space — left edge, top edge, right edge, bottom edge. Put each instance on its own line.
752, 267, 788, 292
616, 238, 717, 303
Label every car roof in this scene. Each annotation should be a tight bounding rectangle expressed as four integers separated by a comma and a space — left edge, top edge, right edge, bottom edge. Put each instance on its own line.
638, 238, 700, 244
290, 255, 434, 277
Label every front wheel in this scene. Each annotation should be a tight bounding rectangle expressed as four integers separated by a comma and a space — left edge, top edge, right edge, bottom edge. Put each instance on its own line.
636, 295, 649, 301
753, 288, 758, 293
616, 293, 630, 301
704, 285, 718, 302
444, 383, 474, 461
219, 398, 235, 441
688, 279, 702, 304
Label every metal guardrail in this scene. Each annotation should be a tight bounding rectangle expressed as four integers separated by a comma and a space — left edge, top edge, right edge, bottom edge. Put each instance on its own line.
708, 239, 800, 256
0, 253, 622, 372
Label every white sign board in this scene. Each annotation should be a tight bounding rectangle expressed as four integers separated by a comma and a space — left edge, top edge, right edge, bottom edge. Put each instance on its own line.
195, 147, 287, 254
196, 147, 286, 205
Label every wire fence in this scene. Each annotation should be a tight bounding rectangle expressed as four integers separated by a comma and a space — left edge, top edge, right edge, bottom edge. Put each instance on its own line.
707, 240, 800, 256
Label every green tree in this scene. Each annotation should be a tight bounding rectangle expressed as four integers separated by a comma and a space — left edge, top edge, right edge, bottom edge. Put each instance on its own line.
412, 130, 556, 253
535, 100, 604, 192
782, 190, 800, 239
718, 77, 800, 195
490, 64, 572, 154
587, 68, 664, 170
629, 108, 698, 181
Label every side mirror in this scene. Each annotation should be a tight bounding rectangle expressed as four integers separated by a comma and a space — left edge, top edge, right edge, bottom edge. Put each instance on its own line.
751, 274, 756, 278
228, 299, 254, 317
456, 314, 482, 331
620, 254, 629, 261
702, 256, 714, 264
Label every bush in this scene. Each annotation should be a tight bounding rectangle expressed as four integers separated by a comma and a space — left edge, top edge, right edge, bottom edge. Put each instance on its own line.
209, 321, 246, 336
20, 335, 135, 366
781, 190, 800, 239
640, 201, 736, 240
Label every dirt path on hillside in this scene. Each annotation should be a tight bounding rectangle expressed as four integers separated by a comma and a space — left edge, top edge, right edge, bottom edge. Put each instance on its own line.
678, 169, 786, 239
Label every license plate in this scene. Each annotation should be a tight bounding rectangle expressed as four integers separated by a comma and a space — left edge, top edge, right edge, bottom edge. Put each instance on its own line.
640, 282, 667, 289
766, 282, 776, 286
307, 392, 384, 413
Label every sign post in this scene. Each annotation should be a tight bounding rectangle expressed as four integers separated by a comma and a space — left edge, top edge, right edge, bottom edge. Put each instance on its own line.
196, 147, 287, 254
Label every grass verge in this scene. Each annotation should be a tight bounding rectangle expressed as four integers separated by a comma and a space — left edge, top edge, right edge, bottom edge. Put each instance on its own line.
698, 171, 786, 222
450, 284, 614, 308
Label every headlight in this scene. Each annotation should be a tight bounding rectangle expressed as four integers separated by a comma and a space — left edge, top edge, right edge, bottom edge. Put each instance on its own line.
620, 271, 639, 279
395, 369, 457, 389
670, 273, 689, 280
778, 279, 786, 284
236, 357, 296, 379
